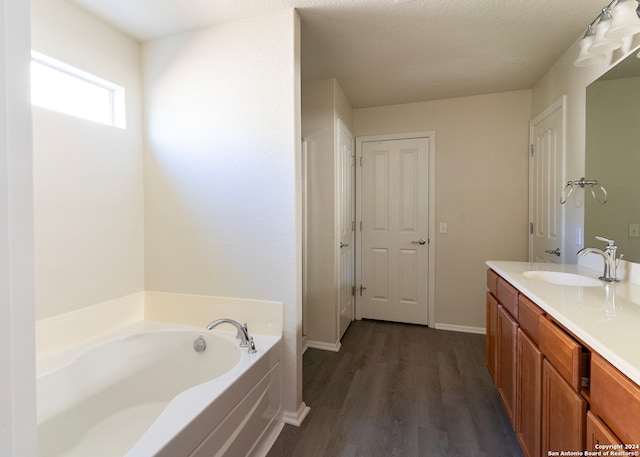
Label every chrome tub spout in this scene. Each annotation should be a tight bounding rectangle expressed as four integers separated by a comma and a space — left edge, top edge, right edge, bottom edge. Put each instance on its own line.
206, 318, 257, 353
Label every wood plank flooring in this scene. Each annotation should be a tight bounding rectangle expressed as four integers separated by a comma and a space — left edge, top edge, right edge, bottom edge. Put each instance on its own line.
267, 320, 524, 457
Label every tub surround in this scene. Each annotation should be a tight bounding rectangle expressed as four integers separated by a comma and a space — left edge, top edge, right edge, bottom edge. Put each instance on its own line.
36, 291, 283, 357
486, 260, 640, 385
35, 292, 145, 355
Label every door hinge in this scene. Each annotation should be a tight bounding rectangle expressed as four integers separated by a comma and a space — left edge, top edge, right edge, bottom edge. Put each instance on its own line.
352, 221, 355, 231
360, 221, 363, 231
530, 144, 535, 156
530, 222, 534, 234
352, 286, 356, 296
359, 156, 363, 167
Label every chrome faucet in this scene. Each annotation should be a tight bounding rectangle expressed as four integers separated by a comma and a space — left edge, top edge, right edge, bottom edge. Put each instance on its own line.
577, 236, 621, 282
206, 318, 257, 353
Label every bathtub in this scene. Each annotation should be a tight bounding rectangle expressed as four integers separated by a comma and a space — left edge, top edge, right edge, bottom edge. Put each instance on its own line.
37, 321, 283, 457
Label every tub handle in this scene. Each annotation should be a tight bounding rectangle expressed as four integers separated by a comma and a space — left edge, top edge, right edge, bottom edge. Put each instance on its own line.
248, 336, 257, 354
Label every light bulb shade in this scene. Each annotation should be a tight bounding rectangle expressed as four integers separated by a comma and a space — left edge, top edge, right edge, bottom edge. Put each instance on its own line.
606, 0, 640, 40
590, 14, 623, 53
574, 35, 609, 66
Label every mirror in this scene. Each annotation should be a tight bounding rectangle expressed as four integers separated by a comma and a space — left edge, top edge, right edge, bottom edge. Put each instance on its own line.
585, 49, 640, 263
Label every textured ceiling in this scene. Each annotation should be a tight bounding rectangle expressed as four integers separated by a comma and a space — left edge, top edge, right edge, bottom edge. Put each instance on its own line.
71, 0, 606, 108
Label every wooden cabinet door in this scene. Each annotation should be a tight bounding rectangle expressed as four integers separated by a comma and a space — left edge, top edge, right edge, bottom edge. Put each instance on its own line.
586, 411, 621, 451
497, 304, 518, 427
486, 292, 498, 384
590, 353, 640, 446
542, 359, 586, 454
517, 329, 543, 457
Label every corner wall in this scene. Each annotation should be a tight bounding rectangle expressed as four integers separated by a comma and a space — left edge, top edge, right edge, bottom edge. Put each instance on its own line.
353, 90, 532, 331
142, 9, 302, 416
31, 0, 144, 319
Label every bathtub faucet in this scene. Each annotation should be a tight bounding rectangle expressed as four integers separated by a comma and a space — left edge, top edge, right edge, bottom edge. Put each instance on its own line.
206, 318, 257, 354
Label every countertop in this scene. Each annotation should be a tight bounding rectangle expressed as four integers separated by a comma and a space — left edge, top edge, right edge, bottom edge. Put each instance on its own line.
486, 260, 640, 386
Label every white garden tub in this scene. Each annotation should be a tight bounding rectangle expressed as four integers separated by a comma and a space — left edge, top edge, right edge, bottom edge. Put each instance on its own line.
37, 321, 283, 457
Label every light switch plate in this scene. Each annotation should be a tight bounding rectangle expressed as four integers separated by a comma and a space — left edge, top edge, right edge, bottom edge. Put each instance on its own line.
439, 222, 448, 234
629, 223, 640, 238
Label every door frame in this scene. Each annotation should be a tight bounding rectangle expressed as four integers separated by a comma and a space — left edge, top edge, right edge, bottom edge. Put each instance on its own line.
355, 131, 436, 328
528, 96, 566, 263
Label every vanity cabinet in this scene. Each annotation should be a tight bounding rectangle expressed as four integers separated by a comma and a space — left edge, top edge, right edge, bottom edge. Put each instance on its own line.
487, 265, 640, 457
486, 269, 590, 457
486, 273, 519, 427
516, 328, 543, 457
590, 353, 640, 446
586, 411, 622, 450
541, 359, 586, 452
486, 293, 498, 380
497, 304, 518, 425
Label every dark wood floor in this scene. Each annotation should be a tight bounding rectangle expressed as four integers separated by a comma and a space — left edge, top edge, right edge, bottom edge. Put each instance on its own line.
267, 320, 524, 457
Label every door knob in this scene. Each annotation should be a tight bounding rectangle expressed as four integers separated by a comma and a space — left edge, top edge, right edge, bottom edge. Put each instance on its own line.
545, 248, 561, 256
411, 238, 427, 245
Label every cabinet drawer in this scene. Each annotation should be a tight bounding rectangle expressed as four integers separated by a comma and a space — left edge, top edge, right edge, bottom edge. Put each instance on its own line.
497, 277, 518, 318
590, 354, 640, 445
518, 294, 544, 345
586, 411, 621, 451
487, 268, 498, 297
538, 316, 583, 391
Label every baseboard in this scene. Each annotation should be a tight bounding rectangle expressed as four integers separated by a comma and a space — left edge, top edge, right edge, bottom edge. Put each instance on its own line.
434, 323, 486, 335
282, 402, 311, 427
305, 339, 341, 352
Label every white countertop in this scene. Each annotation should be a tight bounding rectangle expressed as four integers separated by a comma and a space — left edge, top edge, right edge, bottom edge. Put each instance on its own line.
486, 260, 640, 386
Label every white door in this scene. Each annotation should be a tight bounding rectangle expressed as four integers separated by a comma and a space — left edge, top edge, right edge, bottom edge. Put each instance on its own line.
360, 137, 429, 325
530, 97, 565, 263
337, 121, 355, 339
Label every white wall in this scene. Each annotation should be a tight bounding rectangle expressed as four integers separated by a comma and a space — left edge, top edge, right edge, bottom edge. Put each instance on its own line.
0, 0, 36, 454
354, 90, 532, 331
302, 79, 336, 345
142, 9, 302, 416
302, 78, 354, 347
31, 0, 144, 320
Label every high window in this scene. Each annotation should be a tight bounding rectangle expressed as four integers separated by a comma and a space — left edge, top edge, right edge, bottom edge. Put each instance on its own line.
30, 51, 125, 129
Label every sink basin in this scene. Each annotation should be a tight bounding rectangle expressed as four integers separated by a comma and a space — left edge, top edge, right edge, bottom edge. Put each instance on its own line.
523, 271, 603, 287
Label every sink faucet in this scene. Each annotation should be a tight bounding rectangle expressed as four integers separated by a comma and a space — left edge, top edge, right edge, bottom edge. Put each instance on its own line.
206, 318, 257, 353
577, 236, 621, 282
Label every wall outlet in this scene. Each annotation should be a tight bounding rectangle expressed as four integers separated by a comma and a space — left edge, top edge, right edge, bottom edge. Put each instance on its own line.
439, 222, 448, 234
629, 223, 640, 238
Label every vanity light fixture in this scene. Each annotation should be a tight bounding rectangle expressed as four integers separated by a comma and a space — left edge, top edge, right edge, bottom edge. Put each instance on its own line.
574, 0, 640, 67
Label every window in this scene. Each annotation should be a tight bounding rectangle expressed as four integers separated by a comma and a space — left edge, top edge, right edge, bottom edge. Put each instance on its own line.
30, 51, 126, 129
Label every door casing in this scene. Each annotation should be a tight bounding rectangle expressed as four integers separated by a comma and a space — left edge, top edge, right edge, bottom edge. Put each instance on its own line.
355, 131, 436, 328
